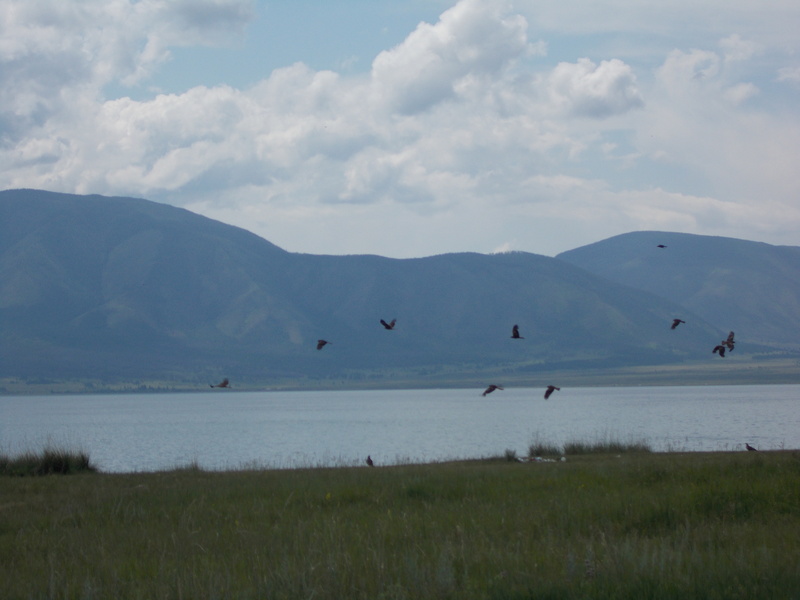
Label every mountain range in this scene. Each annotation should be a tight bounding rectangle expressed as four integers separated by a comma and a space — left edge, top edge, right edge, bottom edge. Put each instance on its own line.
1, 189, 797, 391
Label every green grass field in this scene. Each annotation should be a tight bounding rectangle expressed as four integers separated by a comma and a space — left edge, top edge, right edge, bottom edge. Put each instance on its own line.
2, 450, 799, 599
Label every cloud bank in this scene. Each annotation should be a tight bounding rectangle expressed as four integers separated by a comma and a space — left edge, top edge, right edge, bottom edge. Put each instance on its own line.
1, 0, 799, 257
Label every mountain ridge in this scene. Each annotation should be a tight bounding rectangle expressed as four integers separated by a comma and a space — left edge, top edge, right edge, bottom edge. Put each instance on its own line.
1, 189, 795, 391
557, 230, 800, 347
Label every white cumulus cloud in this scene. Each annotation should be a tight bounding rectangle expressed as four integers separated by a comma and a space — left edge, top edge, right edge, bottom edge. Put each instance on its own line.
1, 0, 799, 257
548, 58, 644, 118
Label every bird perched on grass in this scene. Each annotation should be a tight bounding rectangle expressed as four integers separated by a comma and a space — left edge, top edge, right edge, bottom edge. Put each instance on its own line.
482, 384, 504, 397
671, 319, 686, 329
210, 378, 230, 388
316, 339, 330, 350
544, 385, 560, 400
511, 324, 524, 339
366, 455, 374, 466
380, 319, 396, 330
745, 443, 757, 452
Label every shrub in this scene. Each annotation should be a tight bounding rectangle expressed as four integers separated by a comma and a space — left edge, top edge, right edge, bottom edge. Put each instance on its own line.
0, 447, 97, 476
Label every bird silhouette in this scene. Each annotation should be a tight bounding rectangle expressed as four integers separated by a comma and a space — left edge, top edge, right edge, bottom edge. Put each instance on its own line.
745, 443, 758, 452
316, 339, 330, 350
511, 324, 524, 339
671, 319, 686, 329
713, 332, 735, 357
544, 385, 560, 400
366, 455, 374, 467
482, 384, 504, 397
380, 319, 396, 330
210, 378, 230, 388
657, 244, 667, 248
723, 331, 735, 351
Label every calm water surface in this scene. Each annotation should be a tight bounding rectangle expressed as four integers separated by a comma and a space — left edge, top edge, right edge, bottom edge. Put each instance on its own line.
2, 385, 798, 472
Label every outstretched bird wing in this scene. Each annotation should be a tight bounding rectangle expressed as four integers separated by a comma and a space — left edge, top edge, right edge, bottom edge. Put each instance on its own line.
482, 385, 503, 396
544, 385, 560, 399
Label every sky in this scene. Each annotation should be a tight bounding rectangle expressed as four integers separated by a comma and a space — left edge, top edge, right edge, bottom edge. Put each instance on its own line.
2, 0, 800, 258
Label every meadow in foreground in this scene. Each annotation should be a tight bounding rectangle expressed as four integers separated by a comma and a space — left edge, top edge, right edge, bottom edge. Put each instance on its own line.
1, 449, 799, 599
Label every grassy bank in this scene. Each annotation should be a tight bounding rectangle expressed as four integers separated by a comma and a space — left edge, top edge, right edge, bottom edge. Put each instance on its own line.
1, 451, 799, 599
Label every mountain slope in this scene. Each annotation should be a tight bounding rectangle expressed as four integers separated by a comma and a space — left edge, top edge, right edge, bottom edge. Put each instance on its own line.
0, 191, 733, 386
556, 231, 800, 347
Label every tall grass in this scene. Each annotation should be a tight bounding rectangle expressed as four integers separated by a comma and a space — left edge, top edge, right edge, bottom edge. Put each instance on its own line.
529, 432, 653, 458
0, 446, 96, 476
1, 451, 798, 599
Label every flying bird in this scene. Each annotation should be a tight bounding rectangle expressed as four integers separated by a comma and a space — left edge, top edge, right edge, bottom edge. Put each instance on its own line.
723, 331, 735, 352
745, 443, 758, 452
482, 384, 504, 397
380, 319, 397, 330
544, 385, 560, 400
657, 244, 667, 248
316, 339, 330, 350
511, 324, 524, 339
712, 345, 726, 357
210, 378, 230, 388
366, 455, 374, 467
671, 319, 686, 330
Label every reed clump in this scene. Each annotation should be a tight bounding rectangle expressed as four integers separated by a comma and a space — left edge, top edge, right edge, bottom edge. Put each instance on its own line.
1, 451, 798, 599
529, 433, 653, 458
0, 446, 96, 476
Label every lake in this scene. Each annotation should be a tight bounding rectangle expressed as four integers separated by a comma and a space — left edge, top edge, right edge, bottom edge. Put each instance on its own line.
1, 384, 798, 472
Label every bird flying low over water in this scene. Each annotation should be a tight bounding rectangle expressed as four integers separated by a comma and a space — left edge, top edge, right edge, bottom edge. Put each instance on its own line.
511, 324, 524, 339
316, 339, 330, 350
210, 378, 230, 388
671, 319, 686, 329
544, 385, 560, 400
380, 319, 396, 330
482, 385, 504, 397
745, 443, 758, 452
366, 455, 374, 467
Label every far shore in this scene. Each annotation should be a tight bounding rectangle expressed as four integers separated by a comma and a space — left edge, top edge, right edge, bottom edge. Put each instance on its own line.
2, 357, 799, 395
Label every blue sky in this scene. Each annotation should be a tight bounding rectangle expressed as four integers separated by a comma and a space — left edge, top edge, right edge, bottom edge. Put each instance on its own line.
2, 0, 799, 257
